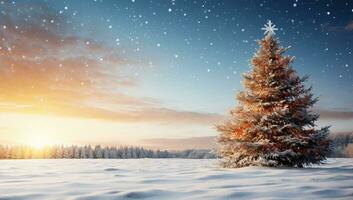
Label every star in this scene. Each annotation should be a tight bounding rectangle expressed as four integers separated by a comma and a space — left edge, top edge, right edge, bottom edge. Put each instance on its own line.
261, 20, 278, 35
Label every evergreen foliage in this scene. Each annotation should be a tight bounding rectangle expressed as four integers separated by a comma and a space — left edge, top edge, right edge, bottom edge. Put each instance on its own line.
217, 34, 330, 168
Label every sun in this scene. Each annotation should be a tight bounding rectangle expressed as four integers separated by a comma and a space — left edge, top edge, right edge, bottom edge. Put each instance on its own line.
26, 134, 55, 149
19, 119, 59, 149
29, 138, 49, 149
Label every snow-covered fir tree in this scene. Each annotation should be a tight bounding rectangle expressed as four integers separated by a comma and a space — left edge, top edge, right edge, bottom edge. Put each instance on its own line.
217, 21, 330, 168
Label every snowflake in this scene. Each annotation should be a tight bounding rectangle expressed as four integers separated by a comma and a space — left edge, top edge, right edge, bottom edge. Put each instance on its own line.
261, 20, 278, 35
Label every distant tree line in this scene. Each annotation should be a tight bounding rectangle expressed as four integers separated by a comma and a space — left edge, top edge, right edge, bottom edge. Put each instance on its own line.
0, 145, 216, 159
328, 132, 353, 158
1, 132, 352, 160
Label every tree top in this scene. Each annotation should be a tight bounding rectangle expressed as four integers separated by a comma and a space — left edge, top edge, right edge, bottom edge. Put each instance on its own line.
261, 20, 278, 35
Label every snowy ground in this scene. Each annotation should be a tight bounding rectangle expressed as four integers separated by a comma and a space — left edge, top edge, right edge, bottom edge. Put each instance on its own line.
0, 158, 352, 200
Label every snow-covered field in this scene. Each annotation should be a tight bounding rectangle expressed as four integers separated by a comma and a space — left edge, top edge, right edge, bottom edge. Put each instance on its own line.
0, 158, 352, 200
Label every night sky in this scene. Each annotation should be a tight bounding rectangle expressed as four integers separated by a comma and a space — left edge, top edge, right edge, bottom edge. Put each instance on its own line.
0, 0, 352, 147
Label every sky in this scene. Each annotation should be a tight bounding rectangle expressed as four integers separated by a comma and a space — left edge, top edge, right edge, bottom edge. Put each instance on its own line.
0, 0, 353, 149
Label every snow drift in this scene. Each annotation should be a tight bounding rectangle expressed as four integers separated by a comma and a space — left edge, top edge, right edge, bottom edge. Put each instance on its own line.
0, 158, 352, 199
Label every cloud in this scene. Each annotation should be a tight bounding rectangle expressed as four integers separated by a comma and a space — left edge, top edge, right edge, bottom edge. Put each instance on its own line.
0, 126, 14, 132
322, 21, 353, 32
0, 103, 225, 125
134, 108, 226, 124
318, 110, 353, 120
0, 3, 136, 105
140, 136, 217, 150
344, 21, 353, 31
0, 2, 224, 126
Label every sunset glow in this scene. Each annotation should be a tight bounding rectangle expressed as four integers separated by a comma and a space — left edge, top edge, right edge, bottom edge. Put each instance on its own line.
0, 1, 352, 199
0, 1, 352, 149
27, 137, 53, 149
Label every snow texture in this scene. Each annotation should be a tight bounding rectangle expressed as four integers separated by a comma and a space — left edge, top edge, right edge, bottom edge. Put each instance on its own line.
0, 158, 352, 199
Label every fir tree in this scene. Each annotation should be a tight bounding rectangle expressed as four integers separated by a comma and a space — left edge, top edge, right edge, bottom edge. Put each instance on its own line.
217, 21, 330, 168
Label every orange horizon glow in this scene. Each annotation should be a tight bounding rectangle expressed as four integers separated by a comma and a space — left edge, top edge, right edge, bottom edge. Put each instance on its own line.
1, 1, 352, 149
